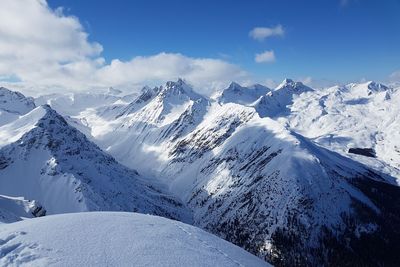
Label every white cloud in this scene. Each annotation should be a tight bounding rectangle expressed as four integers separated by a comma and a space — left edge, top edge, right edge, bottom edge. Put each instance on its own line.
95, 53, 248, 95
0, 0, 249, 96
249, 25, 284, 41
255, 50, 276, 63
298, 77, 338, 89
0, 0, 102, 65
389, 70, 400, 82
263, 78, 278, 89
300, 76, 313, 85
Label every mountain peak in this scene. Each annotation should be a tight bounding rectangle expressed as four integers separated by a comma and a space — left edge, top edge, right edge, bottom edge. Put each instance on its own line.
366, 81, 388, 91
160, 79, 202, 101
218, 82, 270, 105
276, 78, 296, 89
165, 78, 187, 88
228, 81, 242, 88
276, 78, 313, 93
283, 78, 294, 84
0, 86, 36, 116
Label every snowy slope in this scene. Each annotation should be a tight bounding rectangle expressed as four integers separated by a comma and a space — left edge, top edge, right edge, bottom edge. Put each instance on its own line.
93, 80, 210, 173
0, 212, 269, 267
287, 81, 400, 179
116, 85, 162, 118
0, 87, 36, 126
0, 195, 45, 224
157, 103, 400, 266
61, 79, 400, 266
0, 105, 190, 222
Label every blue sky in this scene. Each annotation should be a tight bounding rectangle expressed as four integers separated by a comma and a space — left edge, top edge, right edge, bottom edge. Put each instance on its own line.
47, 0, 400, 85
0, 0, 399, 94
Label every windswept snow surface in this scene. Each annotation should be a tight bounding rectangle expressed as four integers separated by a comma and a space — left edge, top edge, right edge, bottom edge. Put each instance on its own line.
0, 212, 268, 267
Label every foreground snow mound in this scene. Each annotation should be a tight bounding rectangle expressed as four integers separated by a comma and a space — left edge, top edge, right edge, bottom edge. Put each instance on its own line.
0, 212, 268, 267
0, 195, 45, 223
0, 105, 190, 221
0, 87, 36, 126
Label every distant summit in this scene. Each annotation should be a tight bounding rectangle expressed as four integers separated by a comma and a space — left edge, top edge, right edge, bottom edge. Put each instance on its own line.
107, 87, 123, 95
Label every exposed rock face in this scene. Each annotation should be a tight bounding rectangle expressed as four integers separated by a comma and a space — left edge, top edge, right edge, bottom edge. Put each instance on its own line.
348, 147, 376, 158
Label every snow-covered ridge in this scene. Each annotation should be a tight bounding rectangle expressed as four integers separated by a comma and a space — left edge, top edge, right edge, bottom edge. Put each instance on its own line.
0, 105, 190, 222
0, 87, 36, 126
0, 87, 36, 114
0, 212, 269, 267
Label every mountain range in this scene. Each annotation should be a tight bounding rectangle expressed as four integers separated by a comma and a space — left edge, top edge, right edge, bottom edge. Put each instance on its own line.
0, 79, 399, 266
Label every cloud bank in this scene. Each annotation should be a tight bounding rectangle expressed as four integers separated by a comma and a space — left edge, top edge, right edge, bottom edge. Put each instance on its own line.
0, 0, 248, 95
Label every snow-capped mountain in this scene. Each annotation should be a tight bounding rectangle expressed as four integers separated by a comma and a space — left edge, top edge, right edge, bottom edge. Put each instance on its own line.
0, 105, 190, 222
47, 79, 399, 266
114, 85, 162, 118
253, 79, 314, 118
287, 80, 400, 178
0, 212, 269, 266
122, 78, 206, 127
218, 82, 271, 105
2, 79, 400, 266
0, 87, 36, 126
